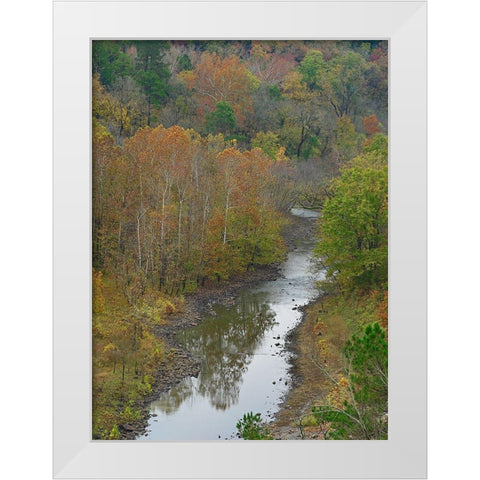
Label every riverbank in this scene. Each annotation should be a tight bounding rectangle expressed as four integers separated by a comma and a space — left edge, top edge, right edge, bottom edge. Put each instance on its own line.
268, 295, 347, 439
268, 288, 388, 440
119, 210, 317, 439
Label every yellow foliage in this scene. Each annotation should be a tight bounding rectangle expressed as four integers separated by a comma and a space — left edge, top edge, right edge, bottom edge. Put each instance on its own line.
327, 376, 351, 410
317, 338, 329, 357
92, 269, 105, 313
275, 146, 289, 163
282, 71, 312, 102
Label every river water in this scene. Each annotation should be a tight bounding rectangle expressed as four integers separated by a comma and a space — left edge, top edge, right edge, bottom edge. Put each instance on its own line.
137, 208, 322, 440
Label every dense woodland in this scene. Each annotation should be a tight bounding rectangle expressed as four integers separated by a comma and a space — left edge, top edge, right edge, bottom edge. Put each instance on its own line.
92, 40, 388, 440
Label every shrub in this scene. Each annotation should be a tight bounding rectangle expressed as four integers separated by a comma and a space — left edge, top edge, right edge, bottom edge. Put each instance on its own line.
236, 412, 273, 440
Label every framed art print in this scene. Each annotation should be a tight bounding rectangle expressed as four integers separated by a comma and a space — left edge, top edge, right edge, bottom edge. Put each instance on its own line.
54, 1, 426, 478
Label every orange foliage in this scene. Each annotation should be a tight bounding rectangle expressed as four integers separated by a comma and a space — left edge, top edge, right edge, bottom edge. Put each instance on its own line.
248, 44, 295, 85
181, 52, 256, 126
97, 123, 287, 293
363, 114, 380, 136
313, 319, 326, 336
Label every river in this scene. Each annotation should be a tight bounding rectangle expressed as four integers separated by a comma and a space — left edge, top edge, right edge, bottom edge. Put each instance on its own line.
137, 208, 323, 440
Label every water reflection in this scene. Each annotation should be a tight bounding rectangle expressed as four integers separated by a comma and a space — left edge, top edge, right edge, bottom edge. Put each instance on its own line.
151, 377, 196, 415
155, 296, 276, 414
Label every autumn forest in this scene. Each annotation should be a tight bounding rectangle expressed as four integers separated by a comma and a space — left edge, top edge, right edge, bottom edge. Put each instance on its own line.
92, 40, 388, 440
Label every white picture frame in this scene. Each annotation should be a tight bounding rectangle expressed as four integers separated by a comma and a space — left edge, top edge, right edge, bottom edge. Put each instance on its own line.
53, 0, 427, 478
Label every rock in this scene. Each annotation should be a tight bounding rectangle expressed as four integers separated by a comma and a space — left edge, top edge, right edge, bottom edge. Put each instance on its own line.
119, 424, 135, 432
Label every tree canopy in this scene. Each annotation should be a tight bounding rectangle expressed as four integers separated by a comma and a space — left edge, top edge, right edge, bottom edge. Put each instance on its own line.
315, 135, 388, 292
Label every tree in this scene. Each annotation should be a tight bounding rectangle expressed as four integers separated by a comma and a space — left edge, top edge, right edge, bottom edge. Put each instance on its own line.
177, 53, 192, 72
365, 46, 388, 118
280, 71, 322, 159
249, 83, 284, 139
247, 44, 294, 85
298, 49, 326, 90
181, 52, 258, 128
92, 120, 124, 269
312, 323, 388, 439
134, 41, 171, 125
203, 147, 287, 281
321, 52, 368, 118
315, 138, 388, 291
251, 131, 281, 159
92, 75, 143, 141
363, 114, 380, 136
92, 41, 133, 89
335, 115, 360, 165
205, 101, 236, 135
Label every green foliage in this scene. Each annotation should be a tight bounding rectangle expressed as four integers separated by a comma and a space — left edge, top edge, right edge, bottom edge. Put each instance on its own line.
252, 131, 281, 159
92, 41, 133, 88
177, 53, 192, 72
134, 41, 171, 124
322, 289, 387, 335
326, 51, 367, 117
312, 323, 388, 439
298, 49, 326, 90
364, 133, 388, 157
316, 139, 388, 292
121, 404, 142, 423
345, 323, 388, 404
335, 115, 360, 164
236, 412, 273, 440
299, 413, 319, 427
108, 424, 121, 440
205, 102, 236, 135
136, 69, 169, 106
268, 84, 282, 100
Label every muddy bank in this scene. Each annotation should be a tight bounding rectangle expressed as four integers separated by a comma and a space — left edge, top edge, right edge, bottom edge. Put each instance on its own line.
119, 211, 316, 439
